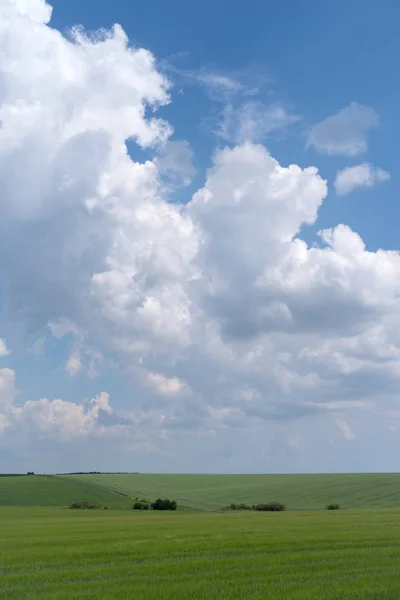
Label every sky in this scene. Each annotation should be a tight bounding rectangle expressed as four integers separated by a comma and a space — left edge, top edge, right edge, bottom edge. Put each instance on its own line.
1, 0, 400, 474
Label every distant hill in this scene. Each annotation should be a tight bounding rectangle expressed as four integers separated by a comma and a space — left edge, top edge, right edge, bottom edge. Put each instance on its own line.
63, 472, 400, 511
0, 475, 132, 508
3, 472, 400, 510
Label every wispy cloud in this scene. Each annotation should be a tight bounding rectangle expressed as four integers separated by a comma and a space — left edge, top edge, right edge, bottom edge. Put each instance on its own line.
336, 419, 355, 441
307, 102, 379, 156
219, 101, 299, 143
0, 339, 10, 357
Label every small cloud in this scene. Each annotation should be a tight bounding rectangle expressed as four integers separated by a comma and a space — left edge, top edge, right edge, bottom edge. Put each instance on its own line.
197, 73, 244, 99
336, 419, 355, 440
307, 102, 379, 156
66, 350, 82, 377
219, 102, 299, 144
334, 163, 389, 195
146, 372, 184, 396
0, 339, 10, 357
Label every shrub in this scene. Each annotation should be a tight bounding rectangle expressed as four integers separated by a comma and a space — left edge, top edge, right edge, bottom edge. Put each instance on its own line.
69, 501, 99, 509
223, 503, 254, 511
151, 498, 177, 511
133, 501, 150, 510
255, 501, 286, 512
326, 503, 340, 510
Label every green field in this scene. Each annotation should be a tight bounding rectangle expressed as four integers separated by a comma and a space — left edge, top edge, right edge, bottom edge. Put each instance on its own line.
1, 507, 400, 599
0, 475, 132, 508
62, 472, 400, 510
3, 472, 400, 511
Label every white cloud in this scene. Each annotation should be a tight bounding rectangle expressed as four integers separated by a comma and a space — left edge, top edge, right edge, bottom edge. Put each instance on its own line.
0, 339, 10, 357
6, 0, 52, 23
0, 365, 119, 440
334, 163, 390, 195
66, 350, 83, 376
336, 419, 355, 441
307, 103, 379, 156
197, 73, 244, 100
146, 372, 184, 396
3, 1, 400, 471
219, 102, 299, 143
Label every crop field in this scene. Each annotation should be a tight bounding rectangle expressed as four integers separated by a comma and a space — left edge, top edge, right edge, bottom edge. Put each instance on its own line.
1, 507, 400, 599
62, 472, 400, 510
0, 475, 132, 508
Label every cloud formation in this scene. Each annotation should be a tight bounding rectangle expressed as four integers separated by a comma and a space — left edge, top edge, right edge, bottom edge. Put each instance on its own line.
0, 340, 10, 357
1, 0, 400, 471
0, 365, 119, 439
219, 102, 299, 144
307, 103, 379, 156
334, 163, 390, 195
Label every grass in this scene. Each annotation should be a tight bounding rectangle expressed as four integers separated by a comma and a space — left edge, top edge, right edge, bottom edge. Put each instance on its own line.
0, 475, 132, 508
62, 472, 400, 510
1, 507, 400, 599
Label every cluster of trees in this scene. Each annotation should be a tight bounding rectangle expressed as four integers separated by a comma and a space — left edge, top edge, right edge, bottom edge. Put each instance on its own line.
69, 501, 101, 510
223, 501, 341, 511
133, 498, 177, 511
223, 501, 286, 512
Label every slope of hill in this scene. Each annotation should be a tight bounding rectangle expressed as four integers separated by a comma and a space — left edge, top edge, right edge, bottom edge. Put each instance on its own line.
0, 475, 132, 508
62, 472, 400, 510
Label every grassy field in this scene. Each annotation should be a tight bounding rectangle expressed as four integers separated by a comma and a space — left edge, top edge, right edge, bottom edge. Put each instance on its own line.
0, 475, 132, 508
62, 472, 400, 510
1, 507, 400, 599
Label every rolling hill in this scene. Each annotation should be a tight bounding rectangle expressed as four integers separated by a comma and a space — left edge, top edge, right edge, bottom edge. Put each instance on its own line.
0, 475, 132, 508
61, 472, 400, 510
3, 472, 400, 510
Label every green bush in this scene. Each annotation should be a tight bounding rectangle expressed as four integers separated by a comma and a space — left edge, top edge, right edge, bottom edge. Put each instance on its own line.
326, 503, 340, 510
151, 498, 177, 511
255, 501, 286, 512
133, 501, 150, 510
69, 501, 99, 509
223, 503, 254, 511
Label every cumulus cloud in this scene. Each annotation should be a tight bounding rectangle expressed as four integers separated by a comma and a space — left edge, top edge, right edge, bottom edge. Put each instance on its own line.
0, 365, 119, 440
334, 163, 390, 195
307, 103, 379, 156
2, 0, 400, 470
6, 0, 52, 23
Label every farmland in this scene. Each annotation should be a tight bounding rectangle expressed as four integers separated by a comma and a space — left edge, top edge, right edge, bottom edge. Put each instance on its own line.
1, 507, 400, 599
0, 475, 132, 508
61, 472, 400, 511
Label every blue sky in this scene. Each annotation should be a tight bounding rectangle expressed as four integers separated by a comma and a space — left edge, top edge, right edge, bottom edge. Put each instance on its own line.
1, 0, 400, 473
51, 0, 400, 250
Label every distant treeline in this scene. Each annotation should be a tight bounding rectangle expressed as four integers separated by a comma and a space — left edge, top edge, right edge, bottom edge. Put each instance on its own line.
0, 474, 25, 477
58, 472, 140, 475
